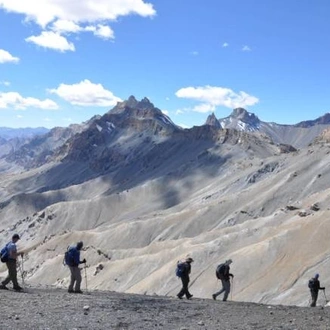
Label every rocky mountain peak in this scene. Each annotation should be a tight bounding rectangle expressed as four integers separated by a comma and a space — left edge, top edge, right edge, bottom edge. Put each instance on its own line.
231, 108, 260, 123
205, 113, 221, 128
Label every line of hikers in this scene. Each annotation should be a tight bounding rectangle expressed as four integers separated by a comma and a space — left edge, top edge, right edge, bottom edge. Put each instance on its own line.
0, 234, 327, 306
0, 234, 86, 293
176, 257, 328, 307
176, 257, 233, 301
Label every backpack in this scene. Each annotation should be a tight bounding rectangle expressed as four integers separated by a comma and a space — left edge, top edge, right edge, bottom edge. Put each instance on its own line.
0, 243, 9, 263
216, 263, 226, 279
308, 278, 317, 290
63, 246, 75, 266
175, 262, 186, 278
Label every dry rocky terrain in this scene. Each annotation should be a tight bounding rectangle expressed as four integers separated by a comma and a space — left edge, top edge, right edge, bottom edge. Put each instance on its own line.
1, 287, 330, 330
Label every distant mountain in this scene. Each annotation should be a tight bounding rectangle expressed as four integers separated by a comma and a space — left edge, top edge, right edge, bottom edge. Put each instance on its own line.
214, 108, 330, 148
295, 113, 330, 128
0, 127, 49, 140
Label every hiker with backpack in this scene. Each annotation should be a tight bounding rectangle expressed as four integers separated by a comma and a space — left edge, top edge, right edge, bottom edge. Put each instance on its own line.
212, 259, 234, 301
0, 234, 24, 291
176, 257, 194, 300
308, 273, 325, 307
65, 241, 86, 293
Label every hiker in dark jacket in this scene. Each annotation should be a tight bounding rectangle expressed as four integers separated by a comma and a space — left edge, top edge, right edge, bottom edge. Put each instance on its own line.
177, 257, 194, 299
309, 273, 325, 307
212, 259, 234, 301
0, 234, 24, 291
67, 241, 86, 293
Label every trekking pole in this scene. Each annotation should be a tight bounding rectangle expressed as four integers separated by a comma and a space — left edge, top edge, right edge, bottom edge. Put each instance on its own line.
84, 265, 88, 293
231, 277, 234, 300
20, 255, 25, 288
323, 289, 328, 303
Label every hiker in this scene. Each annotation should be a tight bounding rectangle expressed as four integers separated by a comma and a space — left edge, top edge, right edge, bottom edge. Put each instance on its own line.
212, 259, 234, 301
309, 273, 325, 307
66, 241, 86, 293
177, 257, 194, 300
0, 234, 24, 291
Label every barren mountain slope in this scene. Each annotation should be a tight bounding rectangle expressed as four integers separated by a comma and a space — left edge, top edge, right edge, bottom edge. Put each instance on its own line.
1, 123, 330, 307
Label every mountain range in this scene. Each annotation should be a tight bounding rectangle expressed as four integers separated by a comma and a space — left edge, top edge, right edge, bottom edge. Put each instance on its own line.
1, 96, 330, 307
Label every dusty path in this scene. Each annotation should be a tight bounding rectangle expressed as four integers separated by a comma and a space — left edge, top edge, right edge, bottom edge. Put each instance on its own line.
1, 287, 330, 330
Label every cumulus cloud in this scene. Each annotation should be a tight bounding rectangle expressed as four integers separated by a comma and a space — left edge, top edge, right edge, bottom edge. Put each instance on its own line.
175, 86, 259, 112
0, 0, 155, 51
26, 31, 75, 52
49, 79, 122, 107
0, 49, 19, 63
222, 42, 229, 48
51, 20, 82, 33
0, 92, 59, 110
242, 45, 251, 52
85, 25, 114, 40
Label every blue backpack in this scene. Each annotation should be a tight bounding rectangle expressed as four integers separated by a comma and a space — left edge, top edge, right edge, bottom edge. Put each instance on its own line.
0, 243, 9, 263
63, 246, 75, 266
176, 262, 186, 278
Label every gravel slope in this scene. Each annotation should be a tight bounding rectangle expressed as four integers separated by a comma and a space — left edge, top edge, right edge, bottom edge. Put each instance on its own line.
1, 287, 330, 330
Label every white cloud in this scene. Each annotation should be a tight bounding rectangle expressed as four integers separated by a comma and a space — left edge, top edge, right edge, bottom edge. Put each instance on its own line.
0, 0, 155, 50
26, 31, 75, 52
242, 45, 251, 52
0, 49, 19, 63
0, 0, 156, 27
0, 81, 11, 86
162, 110, 169, 115
86, 24, 114, 40
190, 51, 198, 56
0, 92, 59, 110
51, 20, 82, 33
175, 109, 184, 115
175, 86, 259, 112
222, 42, 229, 48
16, 114, 23, 119
49, 79, 122, 107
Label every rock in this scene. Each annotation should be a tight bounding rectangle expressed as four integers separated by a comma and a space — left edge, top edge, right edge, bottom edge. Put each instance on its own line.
197, 320, 205, 326
83, 305, 90, 311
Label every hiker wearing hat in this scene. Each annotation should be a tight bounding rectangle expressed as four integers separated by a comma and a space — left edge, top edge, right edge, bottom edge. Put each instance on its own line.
0, 234, 24, 291
309, 273, 325, 307
66, 241, 86, 293
177, 257, 194, 300
212, 259, 234, 301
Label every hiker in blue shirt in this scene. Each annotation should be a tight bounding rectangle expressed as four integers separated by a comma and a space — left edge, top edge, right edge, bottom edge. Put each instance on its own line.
177, 257, 194, 300
66, 241, 86, 293
0, 234, 24, 291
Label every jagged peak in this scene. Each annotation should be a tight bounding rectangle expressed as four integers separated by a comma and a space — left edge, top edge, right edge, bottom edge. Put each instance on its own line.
205, 113, 221, 128
230, 108, 260, 123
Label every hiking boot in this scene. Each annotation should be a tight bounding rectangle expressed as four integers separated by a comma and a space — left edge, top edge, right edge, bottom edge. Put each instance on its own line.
187, 295, 193, 300
212, 294, 216, 301
0, 284, 9, 290
177, 294, 183, 299
13, 286, 23, 291
74, 290, 83, 294
68, 289, 74, 293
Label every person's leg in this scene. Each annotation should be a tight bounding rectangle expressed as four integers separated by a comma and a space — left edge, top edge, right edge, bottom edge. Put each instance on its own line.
1, 262, 11, 286
182, 277, 192, 298
213, 279, 226, 298
310, 290, 317, 307
68, 266, 75, 292
223, 280, 231, 301
177, 278, 186, 298
74, 267, 82, 292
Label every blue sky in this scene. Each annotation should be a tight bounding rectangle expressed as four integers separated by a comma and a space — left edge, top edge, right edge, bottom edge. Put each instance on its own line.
0, 0, 330, 128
